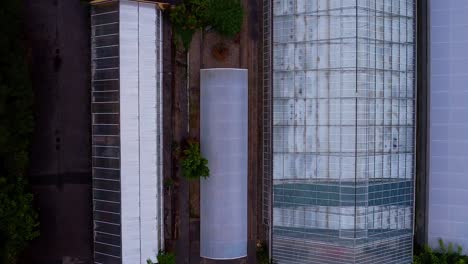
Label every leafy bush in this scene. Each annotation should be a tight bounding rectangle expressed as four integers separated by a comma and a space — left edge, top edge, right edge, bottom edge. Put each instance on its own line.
169, 1, 204, 50
181, 141, 209, 180
0, 1, 39, 263
0, 178, 39, 263
147, 250, 176, 264
205, 0, 243, 37
257, 241, 276, 264
157, 250, 176, 264
414, 239, 468, 264
169, 0, 243, 49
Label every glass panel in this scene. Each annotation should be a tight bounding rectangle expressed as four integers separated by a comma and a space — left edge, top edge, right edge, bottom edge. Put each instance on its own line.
91, 3, 122, 262
270, 0, 415, 263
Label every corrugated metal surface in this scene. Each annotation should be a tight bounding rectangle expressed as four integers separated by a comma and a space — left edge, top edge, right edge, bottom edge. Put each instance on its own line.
119, 2, 141, 262
267, 0, 416, 263
136, 2, 163, 262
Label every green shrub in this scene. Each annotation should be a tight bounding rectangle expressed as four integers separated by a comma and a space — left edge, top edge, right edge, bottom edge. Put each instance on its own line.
205, 0, 243, 37
0, 178, 39, 263
157, 250, 176, 264
169, 1, 203, 50
257, 241, 276, 264
181, 141, 209, 180
0, 1, 39, 263
147, 250, 176, 264
169, 0, 243, 49
414, 239, 468, 264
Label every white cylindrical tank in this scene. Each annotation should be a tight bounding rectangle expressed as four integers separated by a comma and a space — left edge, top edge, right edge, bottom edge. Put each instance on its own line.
200, 68, 248, 260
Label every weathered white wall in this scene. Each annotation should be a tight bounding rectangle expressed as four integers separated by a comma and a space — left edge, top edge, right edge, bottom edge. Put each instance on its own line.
120, 2, 141, 262
137, 2, 163, 263
120, 1, 163, 263
429, 0, 468, 252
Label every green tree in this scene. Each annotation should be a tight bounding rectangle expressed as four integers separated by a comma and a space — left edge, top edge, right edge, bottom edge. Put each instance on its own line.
0, 1, 39, 263
169, 0, 244, 50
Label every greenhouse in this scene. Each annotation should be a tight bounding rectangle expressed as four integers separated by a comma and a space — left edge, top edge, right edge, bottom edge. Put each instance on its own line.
264, 0, 416, 263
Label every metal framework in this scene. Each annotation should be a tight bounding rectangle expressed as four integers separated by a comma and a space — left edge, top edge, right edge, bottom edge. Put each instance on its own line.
90, 0, 175, 10
91, 4, 122, 262
263, 0, 273, 254
91, 1, 164, 263
264, 1, 416, 263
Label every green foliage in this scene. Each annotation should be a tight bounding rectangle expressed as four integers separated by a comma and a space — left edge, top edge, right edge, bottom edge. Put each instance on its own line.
181, 142, 209, 180
0, 178, 39, 264
205, 0, 243, 37
164, 178, 175, 188
169, 1, 202, 50
157, 250, 176, 264
147, 250, 176, 264
414, 239, 468, 264
257, 241, 276, 264
169, 0, 244, 50
0, 1, 39, 263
